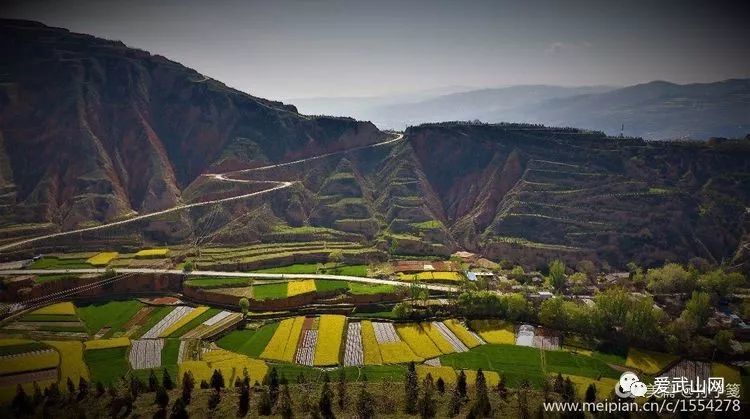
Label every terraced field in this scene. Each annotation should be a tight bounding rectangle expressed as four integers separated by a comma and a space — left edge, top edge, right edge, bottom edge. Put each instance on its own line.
193, 242, 383, 271
0, 297, 699, 407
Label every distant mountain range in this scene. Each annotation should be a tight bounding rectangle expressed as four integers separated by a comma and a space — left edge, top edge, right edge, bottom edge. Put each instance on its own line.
294, 80, 750, 140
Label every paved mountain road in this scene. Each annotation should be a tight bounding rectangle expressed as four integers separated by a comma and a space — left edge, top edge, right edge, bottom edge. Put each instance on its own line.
0, 268, 458, 293
0, 134, 404, 252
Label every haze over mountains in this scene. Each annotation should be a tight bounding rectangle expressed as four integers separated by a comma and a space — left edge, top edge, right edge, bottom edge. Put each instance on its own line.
1, 20, 750, 273
294, 79, 750, 140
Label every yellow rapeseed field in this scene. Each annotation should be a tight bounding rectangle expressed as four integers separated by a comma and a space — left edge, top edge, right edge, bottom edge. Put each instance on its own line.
360, 320, 382, 365
286, 280, 317, 297
159, 306, 210, 337
625, 348, 677, 375
86, 252, 119, 266
399, 271, 464, 282
711, 363, 741, 384
0, 338, 33, 347
396, 324, 442, 359
32, 302, 76, 316
562, 374, 617, 400
180, 350, 269, 385
134, 248, 170, 258
44, 340, 89, 388
0, 349, 59, 375
419, 322, 456, 354
84, 337, 130, 350
379, 341, 424, 364
282, 317, 306, 362
313, 315, 346, 366
462, 369, 500, 387
417, 365, 457, 384
0, 379, 57, 404
443, 319, 482, 348
469, 319, 515, 344
260, 317, 305, 362
202, 349, 269, 384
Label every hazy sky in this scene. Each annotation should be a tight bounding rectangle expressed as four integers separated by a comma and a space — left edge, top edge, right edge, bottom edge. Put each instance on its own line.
3, 0, 749, 100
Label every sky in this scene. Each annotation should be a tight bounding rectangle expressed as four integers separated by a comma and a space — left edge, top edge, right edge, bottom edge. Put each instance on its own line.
2, 0, 749, 100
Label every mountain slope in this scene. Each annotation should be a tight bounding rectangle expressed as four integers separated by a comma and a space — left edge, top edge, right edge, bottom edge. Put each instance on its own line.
0, 20, 383, 229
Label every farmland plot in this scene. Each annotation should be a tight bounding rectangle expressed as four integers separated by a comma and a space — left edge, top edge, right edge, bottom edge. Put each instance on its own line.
295, 330, 318, 366
396, 324, 442, 359
313, 315, 346, 366
261, 317, 305, 362
129, 339, 164, 369
140, 306, 195, 339
433, 321, 469, 352
343, 322, 364, 366
181, 312, 243, 340
443, 319, 483, 348
360, 321, 382, 365
372, 322, 399, 343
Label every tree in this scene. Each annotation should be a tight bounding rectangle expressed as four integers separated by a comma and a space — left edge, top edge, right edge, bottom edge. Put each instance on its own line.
181, 372, 195, 404
576, 260, 597, 282
448, 385, 462, 417
404, 362, 419, 414
505, 293, 530, 321
32, 382, 43, 405
77, 376, 89, 400
682, 291, 713, 328
436, 377, 445, 394
207, 390, 221, 410
417, 374, 437, 419
95, 381, 105, 397
509, 265, 525, 281
170, 397, 188, 419
163, 368, 174, 390
646, 263, 696, 294
155, 385, 170, 410
518, 380, 531, 419
585, 383, 597, 403
12, 384, 33, 416
472, 369, 491, 417
182, 261, 194, 273
698, 269, 745, 298
715, 330, 736, 354
328, 249, 344, 269
393, 302, 413, 319
258, 387, 273, 416
210, 369, 225, 392
553, 373, 564, 394
239, 297, 250, 316
497, 374, 508, 400
268, 367, 280, 405
456, 370, 467, 400
539, 297, 568, 330
593, 288, 630, 331
67, 376, 76, 395
355, 384, 376, 419
548, 259, 567, 292
200, 380, 209, 389
237, 376, 250, 417
276, 384, 293, 419
337, 368, 347, 409
318, 375, 335, 419
562, 377, 576, 402
149, 369, 159, 392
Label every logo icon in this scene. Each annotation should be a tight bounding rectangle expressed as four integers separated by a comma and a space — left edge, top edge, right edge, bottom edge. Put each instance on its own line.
615, 372, 647, 398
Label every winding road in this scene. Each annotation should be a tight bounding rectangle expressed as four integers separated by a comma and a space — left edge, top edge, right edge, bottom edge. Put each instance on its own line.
0, 134, 404, 252
0, 268, 458, 293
